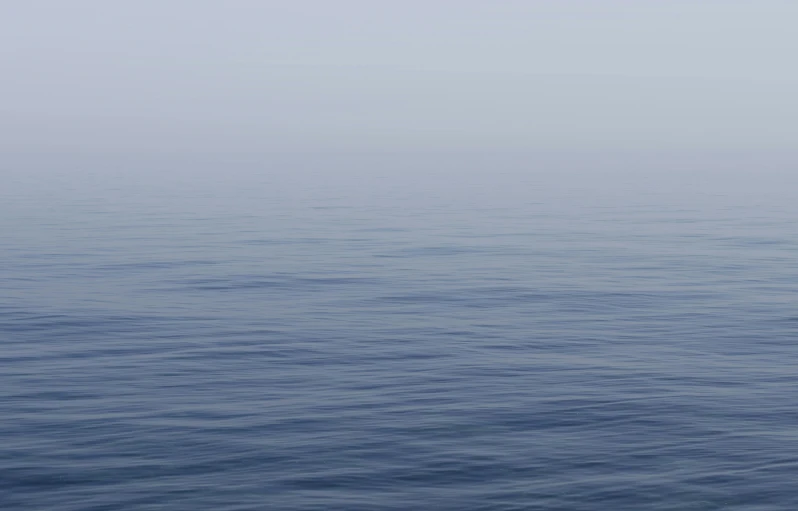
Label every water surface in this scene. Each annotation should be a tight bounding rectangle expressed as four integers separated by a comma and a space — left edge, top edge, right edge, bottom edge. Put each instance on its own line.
3, 157, 797, 510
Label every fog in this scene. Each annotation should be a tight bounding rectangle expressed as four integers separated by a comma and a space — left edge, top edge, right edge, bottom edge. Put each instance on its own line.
2, 1, 797, 158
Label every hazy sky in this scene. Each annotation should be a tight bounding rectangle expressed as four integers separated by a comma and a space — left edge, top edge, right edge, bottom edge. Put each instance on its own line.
2, 1, 796, 155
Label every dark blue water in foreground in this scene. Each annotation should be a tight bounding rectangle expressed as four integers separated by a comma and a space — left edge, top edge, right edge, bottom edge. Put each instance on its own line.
3, 158, 798, 510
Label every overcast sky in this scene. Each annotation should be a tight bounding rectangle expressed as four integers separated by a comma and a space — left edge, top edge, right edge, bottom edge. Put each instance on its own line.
2, 1, 796, 155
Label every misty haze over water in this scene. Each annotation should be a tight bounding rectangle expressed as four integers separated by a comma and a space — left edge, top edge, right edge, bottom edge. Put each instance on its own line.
4, 1, 798, 510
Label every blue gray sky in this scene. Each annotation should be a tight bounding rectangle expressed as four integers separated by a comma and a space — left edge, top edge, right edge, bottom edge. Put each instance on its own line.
2, 1, 796, 155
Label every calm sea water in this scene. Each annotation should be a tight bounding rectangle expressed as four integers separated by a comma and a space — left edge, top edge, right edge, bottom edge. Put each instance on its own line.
2, 156, 797, 510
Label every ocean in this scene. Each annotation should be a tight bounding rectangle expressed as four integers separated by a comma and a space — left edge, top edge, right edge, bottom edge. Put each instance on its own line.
3, 154, 797, 510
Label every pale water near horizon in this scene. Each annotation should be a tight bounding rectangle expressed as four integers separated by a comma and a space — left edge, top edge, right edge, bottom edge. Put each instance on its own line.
2, 157, 797, 510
